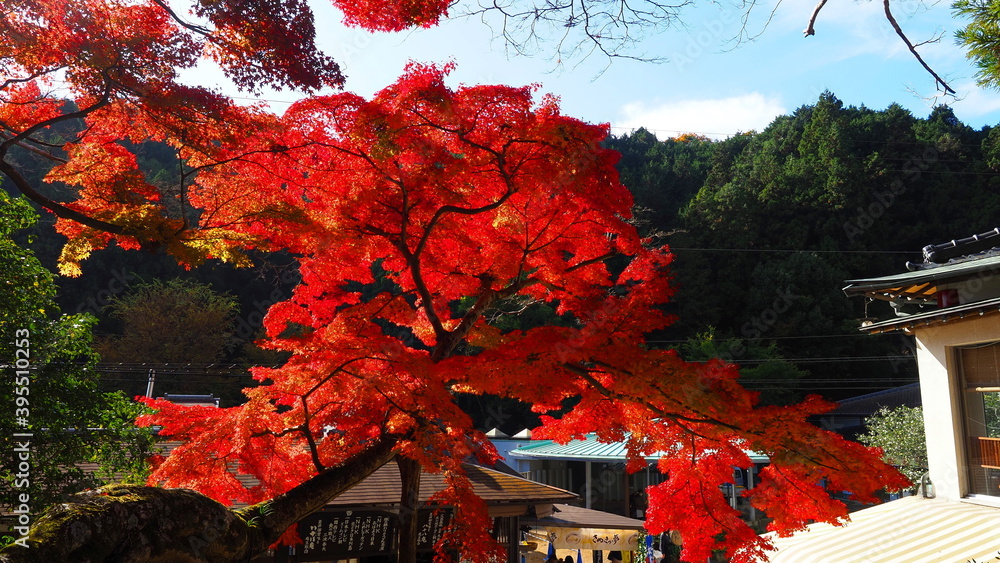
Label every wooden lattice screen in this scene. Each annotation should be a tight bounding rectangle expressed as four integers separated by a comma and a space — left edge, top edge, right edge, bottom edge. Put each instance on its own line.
979, 436, 1000, 469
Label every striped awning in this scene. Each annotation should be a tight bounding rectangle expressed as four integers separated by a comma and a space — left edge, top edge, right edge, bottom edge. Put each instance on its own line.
762, 496, 1000, 562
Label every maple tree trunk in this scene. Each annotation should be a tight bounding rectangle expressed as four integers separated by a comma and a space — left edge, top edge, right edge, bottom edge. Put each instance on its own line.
395, 455, 421, 563
0, 438, 397, 563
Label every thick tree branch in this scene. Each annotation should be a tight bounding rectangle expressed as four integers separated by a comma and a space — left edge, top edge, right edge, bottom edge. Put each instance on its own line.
803, 0, 828, 36
432, 274, 532, 363
0, 159, 131, 236
0, 437, 399, 563
237, 435, 399, 556
0, 132, 69, 165
300, 396, 326, 472
0, 486, 251, 563
395, 455, 422, 563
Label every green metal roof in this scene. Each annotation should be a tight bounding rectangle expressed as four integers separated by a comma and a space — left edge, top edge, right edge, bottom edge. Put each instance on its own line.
509, 434, 769, 464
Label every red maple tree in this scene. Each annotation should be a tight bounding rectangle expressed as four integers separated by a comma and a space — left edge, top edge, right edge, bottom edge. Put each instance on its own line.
0, 2, 909, 562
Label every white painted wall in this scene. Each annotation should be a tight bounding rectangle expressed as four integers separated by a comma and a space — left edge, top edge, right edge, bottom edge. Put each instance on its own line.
913, 314, 1000, 501
490, 437, 536, 473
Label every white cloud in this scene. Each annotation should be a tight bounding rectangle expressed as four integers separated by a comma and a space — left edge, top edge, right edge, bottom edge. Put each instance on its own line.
950, 82, 1000, 120
614, 94, 788, 139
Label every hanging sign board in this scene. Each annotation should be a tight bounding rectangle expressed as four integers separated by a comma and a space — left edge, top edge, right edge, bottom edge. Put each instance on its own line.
544, 527, 641, 551
277, 509, 452, 562
296, 510, 396, 560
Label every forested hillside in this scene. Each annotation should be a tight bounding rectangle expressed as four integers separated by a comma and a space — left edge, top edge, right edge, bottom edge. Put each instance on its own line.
6, 92, 997, 414
609, 92, 1000, 402
1, 127, 298, 401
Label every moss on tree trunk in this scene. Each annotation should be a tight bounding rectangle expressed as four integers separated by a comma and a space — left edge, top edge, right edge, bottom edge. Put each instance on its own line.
0, 485, 251, 563
0, 438, 397, 563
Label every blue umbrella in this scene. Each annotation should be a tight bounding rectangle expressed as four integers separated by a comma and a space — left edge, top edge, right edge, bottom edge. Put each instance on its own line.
547, 537, 556, 560
577, 549, 583, 563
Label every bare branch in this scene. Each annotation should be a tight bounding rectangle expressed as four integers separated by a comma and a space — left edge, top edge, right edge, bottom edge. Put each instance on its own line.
882, 0, 956, 94
461, 0, 686, 66
803, 0, 955, 95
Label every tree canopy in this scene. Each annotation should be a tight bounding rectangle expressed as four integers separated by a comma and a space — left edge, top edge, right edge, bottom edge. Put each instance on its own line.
0, 2, 916, 563
605, 95, 1000, 402
0, 191, 154, 529
859, 406, 927, 486
96, 278, 238, 364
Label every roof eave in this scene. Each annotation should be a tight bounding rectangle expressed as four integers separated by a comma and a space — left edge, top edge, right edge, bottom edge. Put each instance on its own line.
858, 296, 1000, 334
844, 255, 1000, 300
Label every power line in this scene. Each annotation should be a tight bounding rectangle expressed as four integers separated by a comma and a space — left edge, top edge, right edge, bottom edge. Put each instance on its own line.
708, 356, 914, 365
650, 332, 906, 344
668, 247, 921, 255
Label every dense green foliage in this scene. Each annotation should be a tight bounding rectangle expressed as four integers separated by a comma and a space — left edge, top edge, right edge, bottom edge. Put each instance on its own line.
678, 329, 808, 406
0, 192, 154, 523
859, 406, 927, 485
956, 0, 1000, 90
97, 279, 238, 364
608, 94, 1000, 402
9, 93, 1000, 420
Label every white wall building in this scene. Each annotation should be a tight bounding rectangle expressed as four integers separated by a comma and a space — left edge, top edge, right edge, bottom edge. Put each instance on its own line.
766, 232, 1000, 561
843, 249, 1000, 503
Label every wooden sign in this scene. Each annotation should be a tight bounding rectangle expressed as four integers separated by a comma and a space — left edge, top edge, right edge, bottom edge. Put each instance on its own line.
275, 509, 453, 562
544, 527, 641, 551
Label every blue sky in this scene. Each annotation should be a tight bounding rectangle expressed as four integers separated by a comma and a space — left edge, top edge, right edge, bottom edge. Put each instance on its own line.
199, 0, 1000, 139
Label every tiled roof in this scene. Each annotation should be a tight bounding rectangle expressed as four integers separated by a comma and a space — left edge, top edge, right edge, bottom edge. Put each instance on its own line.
843, 231, 1000, 333
843, 229, 1000, 306
843, 254, 1000, 300
854, 295, 1000, 334
828, 383, 921, 416
525, 503, 645, 530
327, 462, 577, 508
919, 227, 1000, 265
150, 441, 573, 508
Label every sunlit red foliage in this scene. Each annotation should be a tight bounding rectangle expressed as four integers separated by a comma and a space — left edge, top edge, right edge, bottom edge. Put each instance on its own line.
0, 2, 910, 562
139, 64, 907, 562
332, 0, 452, 31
